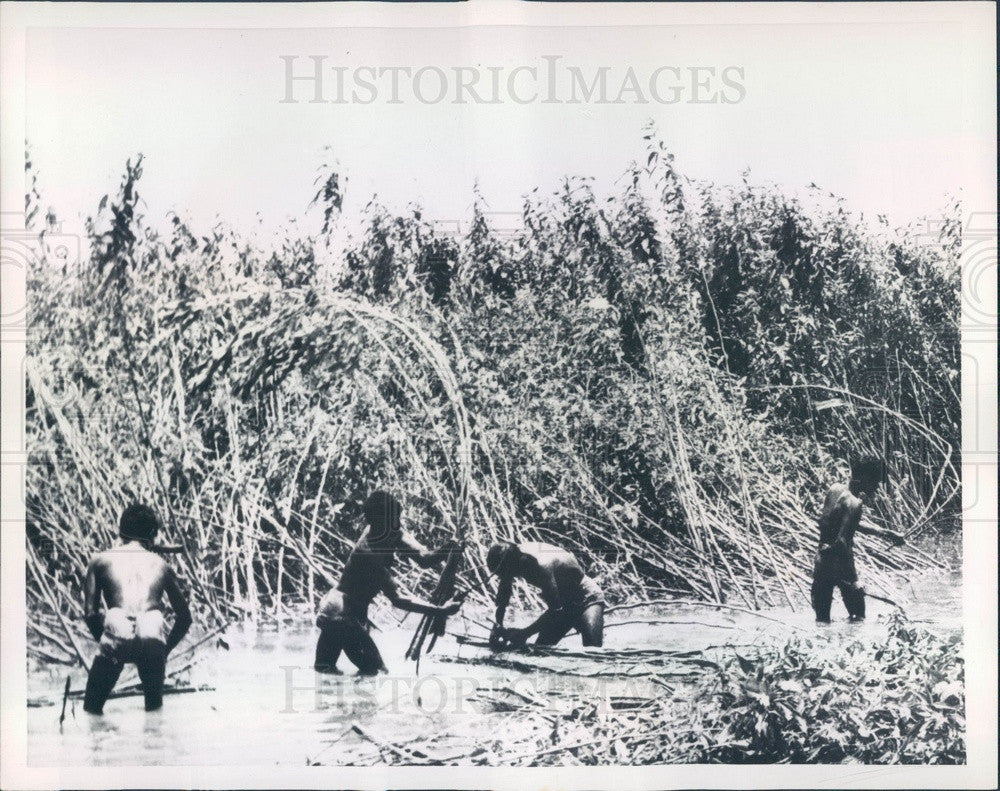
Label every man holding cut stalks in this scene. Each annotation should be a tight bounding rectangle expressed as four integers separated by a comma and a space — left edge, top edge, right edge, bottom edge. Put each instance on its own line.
486, 541, 605, 648
811, 456, 905, 623
314, 490, 464, 675
82, 504, 193, 714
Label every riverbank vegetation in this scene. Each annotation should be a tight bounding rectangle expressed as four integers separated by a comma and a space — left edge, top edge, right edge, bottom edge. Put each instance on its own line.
407, 614, 964, 766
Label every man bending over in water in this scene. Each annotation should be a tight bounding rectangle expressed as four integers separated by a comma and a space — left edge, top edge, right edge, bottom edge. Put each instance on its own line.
314, 491, 464, 675
82, 504, 193, 714
812, 455, 905, 623
486, 541, 604, 648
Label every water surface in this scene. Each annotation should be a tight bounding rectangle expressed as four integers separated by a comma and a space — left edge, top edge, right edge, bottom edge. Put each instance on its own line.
28, 573, 961, 766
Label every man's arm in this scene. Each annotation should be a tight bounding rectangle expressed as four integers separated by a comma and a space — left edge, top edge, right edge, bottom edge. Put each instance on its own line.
504, 608, 561, 646
163, 567, 193, 654
380, 572, 461, 616
501, 573, 564, 646
398, 532, 454, 569
487, 575, 515, 648
83, 557, 104, 641
493, 574, 513, 627
857, 519, 906, 546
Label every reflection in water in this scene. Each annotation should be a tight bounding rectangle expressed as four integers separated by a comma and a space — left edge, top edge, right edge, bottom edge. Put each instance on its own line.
28, 573, 961, 766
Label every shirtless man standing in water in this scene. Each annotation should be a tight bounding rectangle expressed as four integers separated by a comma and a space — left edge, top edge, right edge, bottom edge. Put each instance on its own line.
811, 456, 905, 623
82, 504, 192, 714
486, 542, 604, 648
314, 491, 464, 675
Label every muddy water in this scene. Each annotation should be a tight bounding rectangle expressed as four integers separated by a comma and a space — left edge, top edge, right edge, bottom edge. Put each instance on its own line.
28, 573, 961, 766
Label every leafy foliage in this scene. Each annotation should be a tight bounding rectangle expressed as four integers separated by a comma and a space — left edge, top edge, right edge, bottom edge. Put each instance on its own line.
468, 615, 965, 766
692, 615, 965, 763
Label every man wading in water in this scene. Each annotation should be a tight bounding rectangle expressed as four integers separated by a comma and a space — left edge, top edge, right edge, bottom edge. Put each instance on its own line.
314, 491, 464, 675
811, 456, 905, 623
82, 504, 193, 714
486, 542, 604, 648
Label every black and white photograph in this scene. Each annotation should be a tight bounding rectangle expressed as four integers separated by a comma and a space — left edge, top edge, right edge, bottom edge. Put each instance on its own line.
0, 1, 996, 788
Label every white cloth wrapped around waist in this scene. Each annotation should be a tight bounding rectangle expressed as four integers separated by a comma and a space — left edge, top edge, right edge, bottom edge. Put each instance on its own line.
98, 607, 167, 662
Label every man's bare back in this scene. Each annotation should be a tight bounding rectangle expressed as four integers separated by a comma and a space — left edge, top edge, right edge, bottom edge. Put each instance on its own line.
511, 542, 587, 608
83, 505, 192, 713
85, 542, 191, 650
87, 544, 176, 615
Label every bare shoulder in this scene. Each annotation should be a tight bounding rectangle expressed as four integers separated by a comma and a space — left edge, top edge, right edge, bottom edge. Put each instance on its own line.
831, 483, 861, 507
825, 483, 859, 509
522, 542, 576, 569
843, 493, 863, 514
518, 542, 555, 561
825, 482, 849, 502
833, 487, 863, 517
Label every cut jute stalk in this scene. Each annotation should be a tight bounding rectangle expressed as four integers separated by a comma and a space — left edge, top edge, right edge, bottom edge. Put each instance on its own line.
350, 723, 471, 764
59, 676, 71, 726
30, 684, 215, 709
406, 545, 463, 662
603, 598, 806, 630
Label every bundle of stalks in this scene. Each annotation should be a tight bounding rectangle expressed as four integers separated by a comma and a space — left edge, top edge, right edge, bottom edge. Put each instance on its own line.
406, 544, 462, 662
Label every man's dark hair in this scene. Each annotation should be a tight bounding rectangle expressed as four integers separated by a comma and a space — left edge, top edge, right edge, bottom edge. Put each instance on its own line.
486, 542, 518, 576
850, 455, 887, 487
119, 503, 160, 542
363, 490, 402, 543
